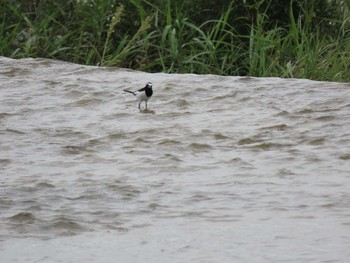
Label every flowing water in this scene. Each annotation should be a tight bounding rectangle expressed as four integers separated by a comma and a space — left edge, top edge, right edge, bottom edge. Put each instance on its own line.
0, 57, 349, 262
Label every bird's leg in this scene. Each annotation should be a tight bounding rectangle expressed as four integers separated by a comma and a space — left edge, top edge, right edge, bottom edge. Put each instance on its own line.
138, 101, 141, 110
145, 101, 148, 110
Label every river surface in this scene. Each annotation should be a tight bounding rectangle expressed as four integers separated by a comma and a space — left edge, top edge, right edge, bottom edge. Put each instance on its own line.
0, 57, 349, 262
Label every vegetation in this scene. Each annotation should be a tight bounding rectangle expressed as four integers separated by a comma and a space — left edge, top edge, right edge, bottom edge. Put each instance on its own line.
1, 0, 349, 81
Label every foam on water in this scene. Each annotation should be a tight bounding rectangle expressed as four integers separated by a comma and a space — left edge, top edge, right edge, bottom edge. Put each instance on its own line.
1, 57, 350, 262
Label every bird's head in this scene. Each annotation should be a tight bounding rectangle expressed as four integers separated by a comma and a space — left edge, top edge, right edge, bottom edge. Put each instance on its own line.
146, 82, 153, 89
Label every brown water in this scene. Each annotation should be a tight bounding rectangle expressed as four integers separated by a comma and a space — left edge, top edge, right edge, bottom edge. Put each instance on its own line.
0, 57, 349, 262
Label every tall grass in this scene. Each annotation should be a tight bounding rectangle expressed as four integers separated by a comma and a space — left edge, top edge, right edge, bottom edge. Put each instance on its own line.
245, 3, 350, 81
1, 0, 349, 81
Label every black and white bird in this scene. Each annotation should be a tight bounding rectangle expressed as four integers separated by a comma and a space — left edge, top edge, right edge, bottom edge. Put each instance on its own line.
123, 82, 153, 110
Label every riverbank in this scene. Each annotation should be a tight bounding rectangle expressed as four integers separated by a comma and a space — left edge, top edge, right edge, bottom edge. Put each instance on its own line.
1, 0, 349, 81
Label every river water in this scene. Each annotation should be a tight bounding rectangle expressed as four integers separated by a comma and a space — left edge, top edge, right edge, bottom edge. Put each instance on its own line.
0, 57, 349, 262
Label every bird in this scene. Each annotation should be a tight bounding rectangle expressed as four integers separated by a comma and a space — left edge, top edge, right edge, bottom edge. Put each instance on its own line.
123, 82, 153, 110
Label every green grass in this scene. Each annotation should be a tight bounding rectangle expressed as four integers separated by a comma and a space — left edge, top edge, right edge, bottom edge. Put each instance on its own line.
1, 0, 349, 82
244, 4, 350, 81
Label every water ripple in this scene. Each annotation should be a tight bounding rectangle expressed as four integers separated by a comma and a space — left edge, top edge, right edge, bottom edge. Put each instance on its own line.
1, 57, 349, 262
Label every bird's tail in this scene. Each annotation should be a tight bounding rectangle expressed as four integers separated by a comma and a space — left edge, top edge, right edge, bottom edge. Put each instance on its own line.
123, 89, 136, 95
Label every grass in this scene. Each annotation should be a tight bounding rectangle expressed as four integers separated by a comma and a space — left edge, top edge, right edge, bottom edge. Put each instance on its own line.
1, 0, 349, 82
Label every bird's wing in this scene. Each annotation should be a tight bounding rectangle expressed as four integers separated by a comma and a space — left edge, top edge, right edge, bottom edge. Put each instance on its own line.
137, 87, 146, 92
